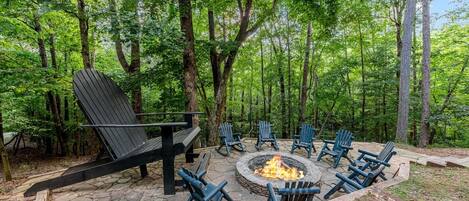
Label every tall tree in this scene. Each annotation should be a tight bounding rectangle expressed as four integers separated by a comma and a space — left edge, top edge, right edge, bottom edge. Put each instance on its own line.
206, 0, 278, 145
77, 0, 92, 69
419, 0, 431, 147
396, 0, 416, 143
109, 0, 143, 115
298, 22, 312, 125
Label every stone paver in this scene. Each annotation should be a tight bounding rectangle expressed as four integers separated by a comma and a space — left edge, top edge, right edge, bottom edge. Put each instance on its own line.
12, 140, 407, 201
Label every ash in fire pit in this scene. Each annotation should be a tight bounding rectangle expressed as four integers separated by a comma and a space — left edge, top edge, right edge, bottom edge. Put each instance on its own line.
236, 151, 321, 196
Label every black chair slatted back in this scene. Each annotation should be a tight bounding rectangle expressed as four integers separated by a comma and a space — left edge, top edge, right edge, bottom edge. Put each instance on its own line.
73, 69, 147, 159
219, 123, 234, 142
280, 181, 318, 201
299, 124, 315, 143
333, 130, 353, 152
377, 141, 395, 161
259, 121, 272, 139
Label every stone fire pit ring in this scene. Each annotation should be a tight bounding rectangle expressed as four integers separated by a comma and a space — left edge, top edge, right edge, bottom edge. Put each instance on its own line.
236, 151, 321, 196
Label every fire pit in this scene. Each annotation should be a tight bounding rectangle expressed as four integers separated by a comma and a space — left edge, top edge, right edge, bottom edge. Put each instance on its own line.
236, 151, 321, 196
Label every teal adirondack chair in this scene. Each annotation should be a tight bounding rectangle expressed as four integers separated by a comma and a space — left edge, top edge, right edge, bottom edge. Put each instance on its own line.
217, 122, 245, 156
317, 129, 354, 168
267, 181, 320, 201
178, 168, 233, 201
256, 121, 279, 151
323, 164, 385, 199
354, 141, 396, 180
291, 124, 317, 158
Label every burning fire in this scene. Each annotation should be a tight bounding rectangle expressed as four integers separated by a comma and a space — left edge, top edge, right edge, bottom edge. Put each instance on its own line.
254, 155, 304, 180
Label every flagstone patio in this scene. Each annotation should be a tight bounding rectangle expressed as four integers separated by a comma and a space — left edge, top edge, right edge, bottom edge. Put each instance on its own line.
12, 139, 404, 201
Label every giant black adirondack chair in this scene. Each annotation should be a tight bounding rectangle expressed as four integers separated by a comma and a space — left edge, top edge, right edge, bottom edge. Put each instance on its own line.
267, 181, 320, 201
317, 129, 354, 168
323, 165, 386, 199
354, 141, 396, 180
291, 124, 317, 158
217, 122, 245, 156
256, 121, 279, 151
25, 69, 201, 196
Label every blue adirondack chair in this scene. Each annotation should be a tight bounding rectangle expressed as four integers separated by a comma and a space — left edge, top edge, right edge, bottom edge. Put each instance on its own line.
217, 122, 245, 156
178, 168, 233, 201
291, 124, 317, 158
354, 141, 396, 180
267, 182, 320, 201
317, 129, 354, 168
323, 164, 385, 199
256, 121, 279, 151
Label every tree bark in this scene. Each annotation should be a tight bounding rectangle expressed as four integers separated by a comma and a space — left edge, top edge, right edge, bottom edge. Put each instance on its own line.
396, 0, 416, 143
179, 0, 199, 127
418, 0, 431, 147
34, 14, 67, 156
299, 22, 312, 126
260, 40, 267, 120
77, 0, 92, 69
358, 23, 366, 137
0, 109, 12, 181
286, 12, 292, 136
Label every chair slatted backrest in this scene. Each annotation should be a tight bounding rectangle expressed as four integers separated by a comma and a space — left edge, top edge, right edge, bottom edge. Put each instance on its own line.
219, 123, 234, 142
332, 129, 353, 152
279, 181, 319, 201
377, 141, 395, 161
299, 124, 315, 143
259, 121, 272, 139
178, 168, 206, 200
73, 69, 147, 159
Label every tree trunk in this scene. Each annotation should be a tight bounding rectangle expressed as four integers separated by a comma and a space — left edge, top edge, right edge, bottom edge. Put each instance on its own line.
77, 0, 92, 69
0, 109, 12, 181
49, 34, 67, 156
34, 14, 67, 156
299, 22, 312, 126
392, 0, 405, 113
270, 33, 287, 138
260, 40, 267, 120
358, 23, 366, 137
396, 0, 416, 143
419, 0, 431, 147
179, 0, 199, 127
286, 12, 292, 136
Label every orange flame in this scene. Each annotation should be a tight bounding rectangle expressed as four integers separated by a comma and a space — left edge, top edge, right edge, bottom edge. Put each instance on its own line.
254, 155, 304, 180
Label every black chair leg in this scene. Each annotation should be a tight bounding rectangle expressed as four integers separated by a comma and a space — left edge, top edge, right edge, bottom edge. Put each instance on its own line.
140, 164, 148, 178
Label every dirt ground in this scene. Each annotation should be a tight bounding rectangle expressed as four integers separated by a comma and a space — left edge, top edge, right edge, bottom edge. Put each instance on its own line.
0, 148, 93, 197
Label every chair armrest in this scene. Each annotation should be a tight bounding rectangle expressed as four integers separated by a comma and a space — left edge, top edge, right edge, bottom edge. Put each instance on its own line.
196, 170, 207, 179
363, 156, 390, 167
358, 149, 378, 158
204, 181, 228, 200
293, 135, 300, 139
278, 187, 321, 195
323, 140, 335, 144
348, 165, 368, 177
340, 144, 353, 150
233, 133, 242, 137
336, 173, 363, 190
80, 122, 188, 128
135, 112, 204, 116
267, 183, 279, 201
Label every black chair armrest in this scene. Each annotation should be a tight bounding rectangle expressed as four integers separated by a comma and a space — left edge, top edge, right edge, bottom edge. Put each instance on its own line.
80, 122, 188, 128
233, 133, 242, 137
293, 135, 300, 139
135, 112, 204, 116
358, 149, 378, 158
348, 165, 369, 177
336, 173, 364, 190
340, 145, 353, 150
205, 181, 228, 200
363, 156, 390, 167
323, 139, 335, 144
